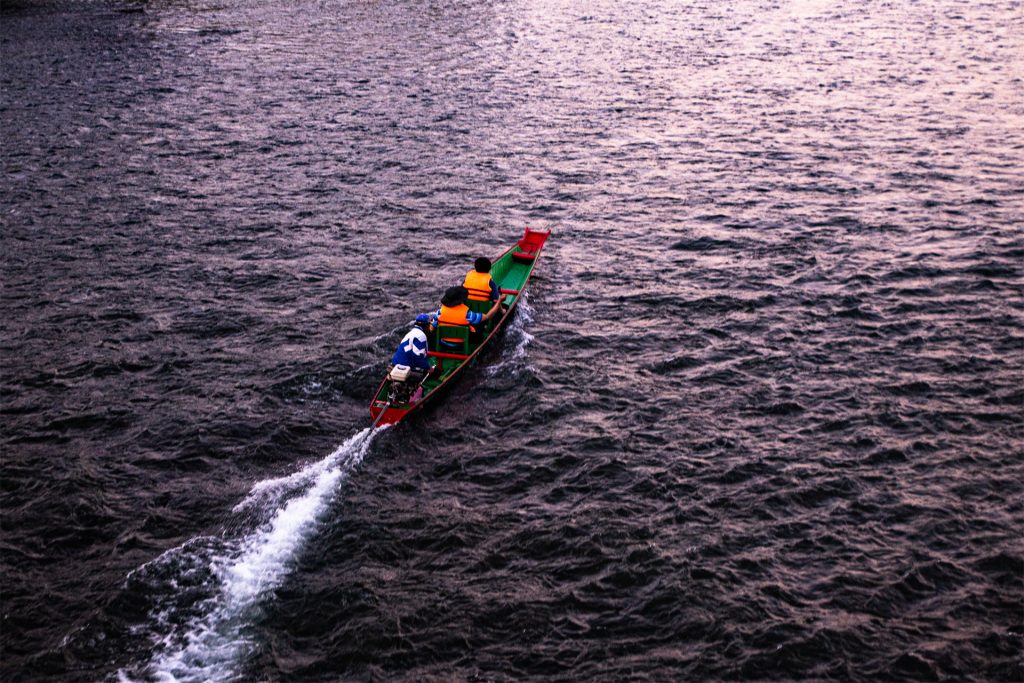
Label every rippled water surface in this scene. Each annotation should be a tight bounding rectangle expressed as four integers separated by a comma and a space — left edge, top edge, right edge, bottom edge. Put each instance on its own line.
2, 0, 1023, 680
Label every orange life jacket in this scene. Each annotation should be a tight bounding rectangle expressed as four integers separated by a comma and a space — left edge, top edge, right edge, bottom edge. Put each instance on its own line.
438, 303, 470, 326
463, 269, 494, 301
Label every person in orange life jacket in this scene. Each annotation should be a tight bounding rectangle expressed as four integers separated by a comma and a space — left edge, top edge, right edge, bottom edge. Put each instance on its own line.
463, 257, 502, 303
432, 285, 501, 347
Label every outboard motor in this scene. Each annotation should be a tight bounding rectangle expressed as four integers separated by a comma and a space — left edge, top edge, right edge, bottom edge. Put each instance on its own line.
386, 364, 420, 404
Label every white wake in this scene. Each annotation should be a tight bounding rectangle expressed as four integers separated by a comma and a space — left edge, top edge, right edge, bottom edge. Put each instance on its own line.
120, 427, 382, 683
486, 293, 535, 377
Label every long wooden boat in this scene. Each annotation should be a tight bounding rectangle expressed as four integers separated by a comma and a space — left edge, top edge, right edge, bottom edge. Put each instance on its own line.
369, 228, 550, 426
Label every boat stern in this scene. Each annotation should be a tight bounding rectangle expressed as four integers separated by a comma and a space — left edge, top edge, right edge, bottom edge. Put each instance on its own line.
370, 402, 410, 426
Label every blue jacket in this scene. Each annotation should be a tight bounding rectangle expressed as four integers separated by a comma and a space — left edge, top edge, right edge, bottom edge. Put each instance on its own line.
391, 328, 430, 370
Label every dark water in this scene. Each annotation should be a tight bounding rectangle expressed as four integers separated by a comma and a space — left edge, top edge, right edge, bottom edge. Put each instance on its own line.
2, 0, 1023, 680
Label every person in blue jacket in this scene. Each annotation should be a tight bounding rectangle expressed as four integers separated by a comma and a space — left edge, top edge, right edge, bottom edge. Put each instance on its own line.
390, 314, 434, 373
388, 314, 437, 403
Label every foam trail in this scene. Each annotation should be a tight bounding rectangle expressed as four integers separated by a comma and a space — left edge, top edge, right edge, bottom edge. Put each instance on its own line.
232, 456, 326, 513
486, 293, 535, 377
123, 427, 381, 683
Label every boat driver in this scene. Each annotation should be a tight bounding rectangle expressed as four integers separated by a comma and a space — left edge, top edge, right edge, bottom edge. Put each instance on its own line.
390, 314, 435, 380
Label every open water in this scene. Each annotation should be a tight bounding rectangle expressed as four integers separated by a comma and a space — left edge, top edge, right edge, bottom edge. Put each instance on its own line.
2, 0, 1023, 681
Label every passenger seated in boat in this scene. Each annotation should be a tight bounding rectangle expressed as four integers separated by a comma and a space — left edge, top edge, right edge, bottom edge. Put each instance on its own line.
463, 257, 509, 321
463, 257, 501, 303
389, 314, 435, 383
432, 285, 502, 347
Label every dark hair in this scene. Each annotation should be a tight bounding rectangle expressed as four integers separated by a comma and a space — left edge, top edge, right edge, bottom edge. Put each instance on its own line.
474, 257, 491, 273
441, 286, 469, 307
